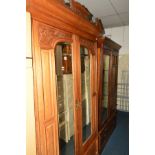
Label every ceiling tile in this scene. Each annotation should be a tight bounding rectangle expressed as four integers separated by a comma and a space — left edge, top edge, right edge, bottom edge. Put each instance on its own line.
101, 15, 122, 28
119, 12, 129, 25
110, 0, 129, 13
77, 0, 116, 17
76, 0, 129, 28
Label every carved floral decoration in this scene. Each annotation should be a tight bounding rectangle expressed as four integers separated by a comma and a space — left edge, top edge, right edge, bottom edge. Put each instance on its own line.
38, 24, 72, 49
80, 38, 96, 54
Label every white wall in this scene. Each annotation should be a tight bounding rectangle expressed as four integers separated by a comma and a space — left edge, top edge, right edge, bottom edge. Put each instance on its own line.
105, 26, 129, 55
26, 12, 36, 155
105, 26, 129, 111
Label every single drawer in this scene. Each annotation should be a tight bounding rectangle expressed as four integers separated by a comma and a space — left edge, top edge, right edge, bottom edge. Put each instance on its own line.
59, 112, 65, 124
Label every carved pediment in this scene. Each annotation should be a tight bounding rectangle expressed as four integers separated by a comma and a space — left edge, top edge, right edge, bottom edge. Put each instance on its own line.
27, 0, 104, 37
51, 0, 93, 21
71, 0, 93, 21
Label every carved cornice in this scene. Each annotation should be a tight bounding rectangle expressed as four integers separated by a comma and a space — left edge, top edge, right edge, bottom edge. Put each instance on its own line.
104, 37, 121, 51
80, 37, 96, 54
70, 0, 93, 21
38, 24, 72, 49
27, 0, 103, 40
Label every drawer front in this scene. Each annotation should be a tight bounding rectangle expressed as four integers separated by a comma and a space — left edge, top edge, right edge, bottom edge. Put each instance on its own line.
57, 76, 65, 113
57, 87, 64, 101
57, 77, 64, 99
59, 123, 67, 141
58, 100, 64, 113
59, 112, 65, 125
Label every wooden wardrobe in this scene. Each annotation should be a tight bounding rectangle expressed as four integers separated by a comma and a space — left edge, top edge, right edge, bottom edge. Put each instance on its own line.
26, 0, 121, 155
97, 37, 121, 153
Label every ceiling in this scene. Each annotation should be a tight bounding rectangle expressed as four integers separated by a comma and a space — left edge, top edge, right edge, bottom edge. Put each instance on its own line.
76, 0, 129, 28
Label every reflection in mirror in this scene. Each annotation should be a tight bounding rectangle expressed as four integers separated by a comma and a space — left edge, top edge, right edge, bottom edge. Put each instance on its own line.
101, 55, 110, 123
80, 46, 92, 143
55, 42, 74, 155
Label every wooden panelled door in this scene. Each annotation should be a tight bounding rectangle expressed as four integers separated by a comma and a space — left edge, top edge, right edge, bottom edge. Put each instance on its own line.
32, 20, 98, 155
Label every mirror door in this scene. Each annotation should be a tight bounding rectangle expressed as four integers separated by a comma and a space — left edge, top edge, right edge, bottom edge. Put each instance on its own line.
79, 44, 98, 155
54, 39, 97, 155
80, 46, 92, 143
55, 42, 75, 155
101, 54, 110, 125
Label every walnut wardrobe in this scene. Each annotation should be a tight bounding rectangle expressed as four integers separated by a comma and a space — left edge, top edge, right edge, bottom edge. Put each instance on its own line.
97, 37, 121, 153
26, 0, 121, 155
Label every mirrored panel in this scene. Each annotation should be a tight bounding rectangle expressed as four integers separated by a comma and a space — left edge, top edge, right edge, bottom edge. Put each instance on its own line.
80, 46, 92, 143
55, 42, 74, 155
101, 55, 110, 123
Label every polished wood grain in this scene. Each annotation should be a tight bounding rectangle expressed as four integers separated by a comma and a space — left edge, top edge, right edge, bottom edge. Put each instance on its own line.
72, 34, 82, 155
32, 20, 60, 155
